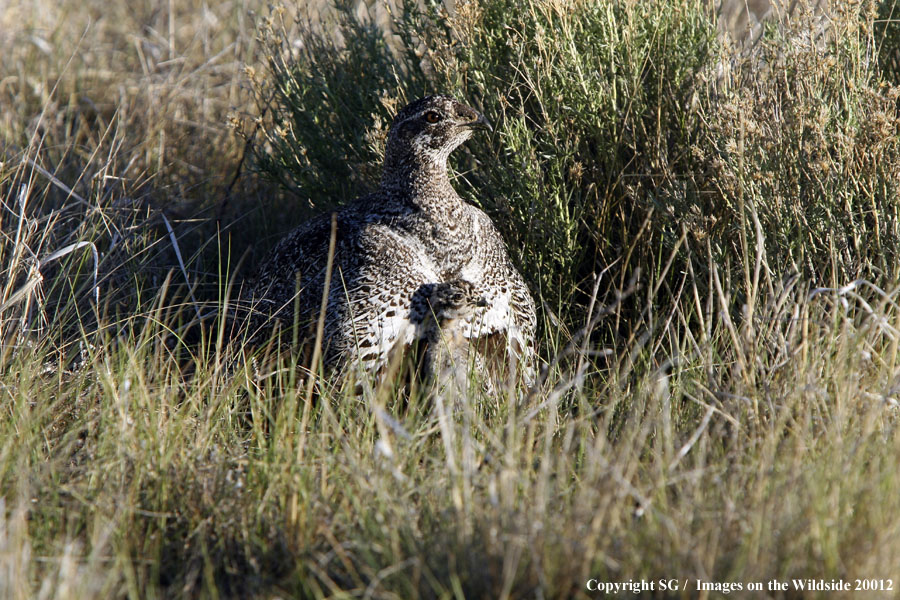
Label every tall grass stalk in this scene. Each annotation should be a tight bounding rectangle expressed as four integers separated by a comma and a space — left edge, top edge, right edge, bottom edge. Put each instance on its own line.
3, 0, 900, 597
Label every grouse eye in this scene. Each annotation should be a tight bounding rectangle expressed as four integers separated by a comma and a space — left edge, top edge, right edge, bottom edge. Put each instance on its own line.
423, 111, 442, 124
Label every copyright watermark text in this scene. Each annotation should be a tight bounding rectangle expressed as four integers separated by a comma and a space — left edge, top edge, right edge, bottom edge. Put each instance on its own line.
586, 579, 894, 594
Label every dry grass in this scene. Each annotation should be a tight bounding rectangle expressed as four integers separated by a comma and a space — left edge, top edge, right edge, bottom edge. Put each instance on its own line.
3, 0, 900, 599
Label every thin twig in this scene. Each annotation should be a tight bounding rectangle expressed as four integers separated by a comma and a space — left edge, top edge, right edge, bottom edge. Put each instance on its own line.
526, 269, 640, 403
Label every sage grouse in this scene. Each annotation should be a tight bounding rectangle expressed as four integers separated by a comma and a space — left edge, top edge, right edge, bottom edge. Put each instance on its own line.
417, 278, 489, 391
244, 95, 536, 387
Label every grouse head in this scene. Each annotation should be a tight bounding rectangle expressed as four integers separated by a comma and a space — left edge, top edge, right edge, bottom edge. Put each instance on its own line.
382, 95, 491, 182
426, 279, 489, 324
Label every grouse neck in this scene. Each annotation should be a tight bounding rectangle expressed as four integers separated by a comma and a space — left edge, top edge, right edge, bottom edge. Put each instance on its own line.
379, 153, 463, 213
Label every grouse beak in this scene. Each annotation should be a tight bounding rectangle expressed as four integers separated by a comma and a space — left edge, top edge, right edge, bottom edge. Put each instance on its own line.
467, 113, 493, 133
475, 296, 489, 308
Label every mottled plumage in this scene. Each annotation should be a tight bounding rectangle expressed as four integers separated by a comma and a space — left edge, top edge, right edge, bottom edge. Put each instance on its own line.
244, 95, 536, 385
417, 279, 487, 391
